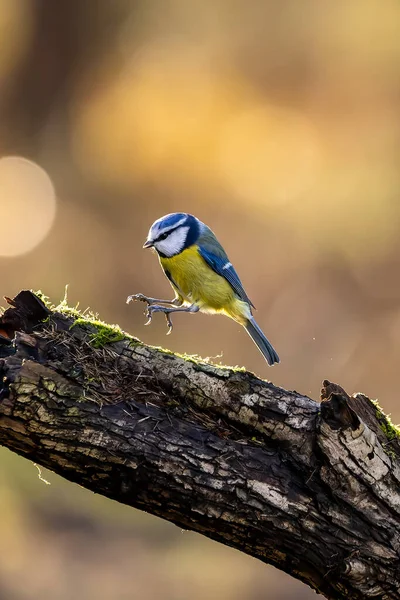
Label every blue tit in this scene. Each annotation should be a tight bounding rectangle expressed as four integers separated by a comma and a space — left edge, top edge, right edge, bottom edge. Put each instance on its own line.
127, 213, 279, 366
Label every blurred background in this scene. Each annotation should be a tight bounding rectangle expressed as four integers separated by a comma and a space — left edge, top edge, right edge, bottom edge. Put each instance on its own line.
1, 0, 400, 598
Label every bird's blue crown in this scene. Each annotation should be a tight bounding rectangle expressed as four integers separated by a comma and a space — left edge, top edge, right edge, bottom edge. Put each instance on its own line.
151, 213, 200, 248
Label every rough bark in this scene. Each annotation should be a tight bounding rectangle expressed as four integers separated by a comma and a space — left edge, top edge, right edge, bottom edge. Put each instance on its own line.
1, 291, 400, 599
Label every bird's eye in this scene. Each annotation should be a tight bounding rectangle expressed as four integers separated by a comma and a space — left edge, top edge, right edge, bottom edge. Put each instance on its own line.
158, 232, 169, 241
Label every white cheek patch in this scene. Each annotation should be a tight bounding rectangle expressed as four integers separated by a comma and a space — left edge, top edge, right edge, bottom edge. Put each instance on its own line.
156, 226, 190, 256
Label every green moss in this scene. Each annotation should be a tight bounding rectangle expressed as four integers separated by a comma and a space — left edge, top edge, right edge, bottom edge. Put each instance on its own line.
155, 345, 202, 362
371, 398, 400, 441
33, 287, 79, 318
71, 318, 130, 348
34, 286, 83, 319
56, 286, 83, 319
34, 289, 53, 308
154, 345, 248, 373
32, 289, 249, 372
34, 288, 138, 349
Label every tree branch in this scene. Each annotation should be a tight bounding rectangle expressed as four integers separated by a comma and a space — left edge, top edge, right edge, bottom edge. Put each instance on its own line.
1, 291, 399, 599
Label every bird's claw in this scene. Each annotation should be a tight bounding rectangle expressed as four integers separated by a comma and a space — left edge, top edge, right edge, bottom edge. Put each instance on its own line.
165, 312, 173, 335
143, 305, 174, 334
126, 293, 150, 305
143, 305, 153, 326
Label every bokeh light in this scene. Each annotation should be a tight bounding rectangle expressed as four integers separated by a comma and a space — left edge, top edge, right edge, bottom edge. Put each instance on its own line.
0, 157, 56, 257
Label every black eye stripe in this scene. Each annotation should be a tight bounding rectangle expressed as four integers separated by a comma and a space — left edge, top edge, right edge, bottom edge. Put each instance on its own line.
154, 225, 180, 243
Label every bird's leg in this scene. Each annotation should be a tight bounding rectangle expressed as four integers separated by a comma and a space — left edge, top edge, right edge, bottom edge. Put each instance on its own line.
145, 303, 199, 335
126, 293, 182, 307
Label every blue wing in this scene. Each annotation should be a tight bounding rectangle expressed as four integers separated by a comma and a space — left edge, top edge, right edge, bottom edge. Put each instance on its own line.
198, 245, 255, 308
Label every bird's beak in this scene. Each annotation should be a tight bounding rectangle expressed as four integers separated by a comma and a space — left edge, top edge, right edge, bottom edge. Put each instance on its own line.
143, 239, 153, 249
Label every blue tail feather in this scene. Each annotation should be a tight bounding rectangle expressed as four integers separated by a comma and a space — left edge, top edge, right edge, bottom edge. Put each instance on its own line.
245, 318, 280, 366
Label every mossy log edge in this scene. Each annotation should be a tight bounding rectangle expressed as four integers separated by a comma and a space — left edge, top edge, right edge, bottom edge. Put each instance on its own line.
0, 291, 400, 600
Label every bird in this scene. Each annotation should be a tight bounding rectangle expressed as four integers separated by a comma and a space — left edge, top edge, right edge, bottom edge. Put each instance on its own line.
127, 213, 279, 366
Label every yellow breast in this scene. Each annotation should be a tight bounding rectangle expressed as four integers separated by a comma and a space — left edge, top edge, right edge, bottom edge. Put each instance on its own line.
160, 246, 242, 315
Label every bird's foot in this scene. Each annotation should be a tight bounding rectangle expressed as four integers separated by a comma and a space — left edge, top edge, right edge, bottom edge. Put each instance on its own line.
144, 304, 174, 335
127, 294, 180, 308
126, 293, 154, 306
